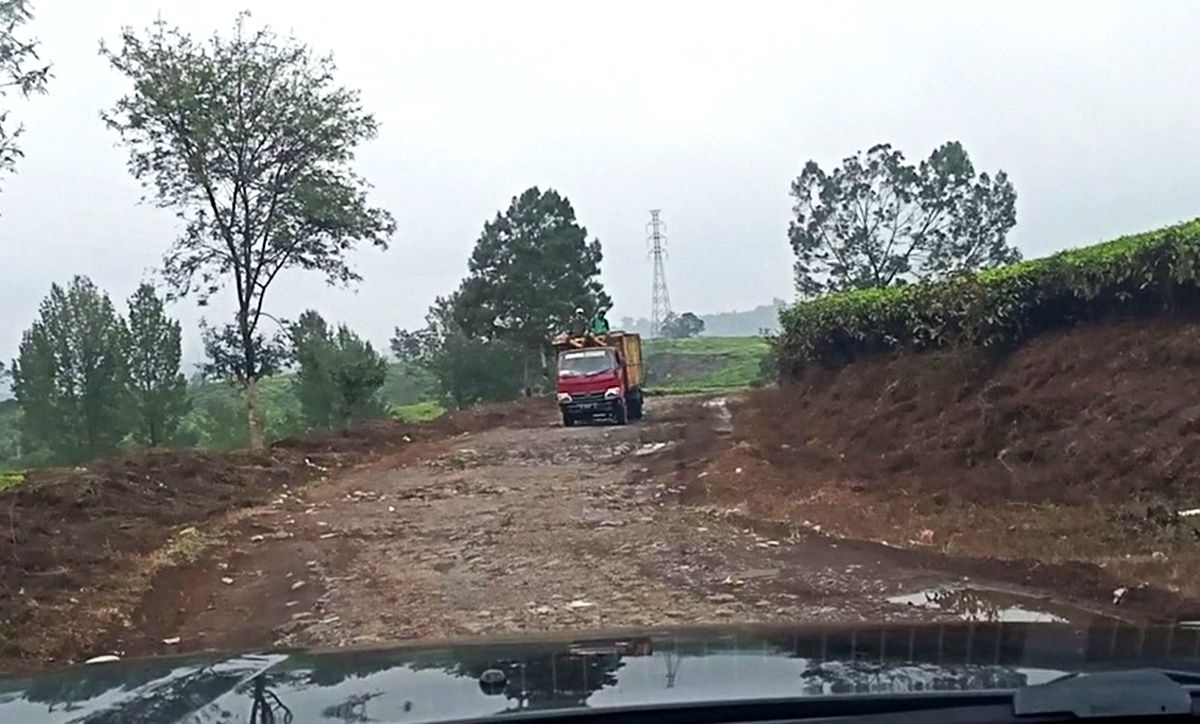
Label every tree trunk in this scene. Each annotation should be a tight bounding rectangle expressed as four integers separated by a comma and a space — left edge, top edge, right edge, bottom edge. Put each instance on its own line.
244, 376, 266, 451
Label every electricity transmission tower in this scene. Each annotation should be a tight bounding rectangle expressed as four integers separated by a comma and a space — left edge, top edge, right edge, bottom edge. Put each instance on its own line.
647, 209, 672, 337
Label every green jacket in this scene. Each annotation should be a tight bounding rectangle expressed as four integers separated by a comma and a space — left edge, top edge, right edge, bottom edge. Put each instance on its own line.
589, 316, 610, 333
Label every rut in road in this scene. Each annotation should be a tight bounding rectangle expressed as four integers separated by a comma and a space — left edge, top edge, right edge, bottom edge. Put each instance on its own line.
107, 396, 1114, 659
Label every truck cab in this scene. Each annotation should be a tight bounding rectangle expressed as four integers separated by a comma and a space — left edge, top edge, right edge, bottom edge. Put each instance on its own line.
553, 332, 644, 426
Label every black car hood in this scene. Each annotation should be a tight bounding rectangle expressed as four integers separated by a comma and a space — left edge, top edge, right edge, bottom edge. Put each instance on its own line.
2, 622, 1197, 723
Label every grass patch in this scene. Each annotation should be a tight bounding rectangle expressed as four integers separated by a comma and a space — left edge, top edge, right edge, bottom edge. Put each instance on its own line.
644, 336, 771, 392
391, 400, 447, 422
645, 385, 750, 396
0, 470, 25, 492
164, 526, 223, 565
644, 336, 770, 356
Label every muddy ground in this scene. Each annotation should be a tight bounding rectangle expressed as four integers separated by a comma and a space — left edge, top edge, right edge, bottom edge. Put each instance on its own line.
2, 389, 1175, 674
0, 402, 545, 672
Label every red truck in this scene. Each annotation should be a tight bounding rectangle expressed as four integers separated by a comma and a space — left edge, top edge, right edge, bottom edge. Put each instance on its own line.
552, 331, 645, 426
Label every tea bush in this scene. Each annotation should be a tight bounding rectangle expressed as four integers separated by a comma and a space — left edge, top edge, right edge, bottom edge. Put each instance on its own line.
777, 219, 1200, 377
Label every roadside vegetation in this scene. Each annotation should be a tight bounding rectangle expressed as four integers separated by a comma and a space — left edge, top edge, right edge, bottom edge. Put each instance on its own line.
390, 400, 447, 423
392, 187, 611, 407
0, 281, 434, 469
644, 336, 771, 394
776, 218, 1200, 376
0, 470, 23, 492
752, 141, 1200, 606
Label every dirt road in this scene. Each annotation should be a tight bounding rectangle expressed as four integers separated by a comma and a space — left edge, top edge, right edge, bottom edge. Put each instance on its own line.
98, 395, 1122, 662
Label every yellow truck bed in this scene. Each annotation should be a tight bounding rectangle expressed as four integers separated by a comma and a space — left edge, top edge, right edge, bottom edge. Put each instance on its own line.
615, 332, 643, 388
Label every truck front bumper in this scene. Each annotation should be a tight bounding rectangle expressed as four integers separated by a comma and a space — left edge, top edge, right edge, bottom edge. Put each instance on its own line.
558, 395, 621, 418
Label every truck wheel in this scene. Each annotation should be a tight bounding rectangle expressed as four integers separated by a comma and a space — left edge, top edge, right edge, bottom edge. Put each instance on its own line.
614, 401, 628, 425
630, 391, 644, 420
562, 411, 576, 427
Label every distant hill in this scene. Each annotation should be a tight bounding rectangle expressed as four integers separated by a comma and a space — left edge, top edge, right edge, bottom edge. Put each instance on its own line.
699, 299, 787, 336
619, 299, 786, 337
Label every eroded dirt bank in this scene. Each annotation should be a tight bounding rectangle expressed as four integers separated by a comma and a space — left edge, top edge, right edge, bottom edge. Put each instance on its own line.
695, 317, 1200, 609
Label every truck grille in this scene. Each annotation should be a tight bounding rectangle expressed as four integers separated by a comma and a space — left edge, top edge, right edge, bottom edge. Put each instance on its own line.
570, 391, 608, 404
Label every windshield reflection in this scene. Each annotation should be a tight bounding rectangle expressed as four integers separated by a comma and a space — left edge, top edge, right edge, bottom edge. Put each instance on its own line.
5, 622, 1200, 723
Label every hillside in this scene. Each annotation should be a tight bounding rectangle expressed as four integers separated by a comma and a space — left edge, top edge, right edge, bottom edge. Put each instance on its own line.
700, 317, 1200, 600
698, 299, 787, 335
701, 218, 1200, 603
642, 336, 770, 393
618, 300, 787, 338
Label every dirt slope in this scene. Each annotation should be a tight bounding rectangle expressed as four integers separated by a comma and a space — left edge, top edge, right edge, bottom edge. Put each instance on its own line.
693, 317, 1200, 605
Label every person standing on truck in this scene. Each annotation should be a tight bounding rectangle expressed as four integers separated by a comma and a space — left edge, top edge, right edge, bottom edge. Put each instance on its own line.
589, 308, 610, 334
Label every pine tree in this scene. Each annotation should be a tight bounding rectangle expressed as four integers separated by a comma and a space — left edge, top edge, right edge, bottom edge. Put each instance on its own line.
291, 311, 388, 429
11, 277, 130, 462
127, 283, 189, 446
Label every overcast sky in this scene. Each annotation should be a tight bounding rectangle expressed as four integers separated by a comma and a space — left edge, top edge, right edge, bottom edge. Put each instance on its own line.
1, 0, 1199, 366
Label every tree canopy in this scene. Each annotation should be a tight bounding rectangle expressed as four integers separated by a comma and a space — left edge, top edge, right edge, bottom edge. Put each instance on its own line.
455, 187, 610, 355
789, 141, 1019, 296
126, 283, 189, 446
11, 277, 130, 463
661, 311, 705, 339
0, 0, 50, 191
101, 13, 394, 448
291, 310, 388, 428
392, 294, 525, 409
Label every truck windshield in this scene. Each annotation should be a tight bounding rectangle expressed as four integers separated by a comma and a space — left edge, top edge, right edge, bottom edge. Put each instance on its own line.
559, 349, 615, 377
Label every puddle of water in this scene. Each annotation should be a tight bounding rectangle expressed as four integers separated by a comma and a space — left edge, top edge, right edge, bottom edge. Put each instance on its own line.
635, 441, 671, 456
887, 588, 1070, 623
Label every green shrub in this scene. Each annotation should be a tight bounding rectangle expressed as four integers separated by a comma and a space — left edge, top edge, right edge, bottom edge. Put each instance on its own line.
0, 470, 25, 492
777, 218, 1200, 377
390, 400, 446, 422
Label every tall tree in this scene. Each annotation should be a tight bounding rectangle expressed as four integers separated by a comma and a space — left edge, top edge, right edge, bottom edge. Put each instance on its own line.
101, 14, 394, 449
789, 141, 1019, 296
291, 310, 388, 428
0, 0, 50, 192
661, 311, 705, 339
290, 310, 336, 429
11, 276, 130, 463
327, 324, 388, 425
392, 294, 525, 409
126, 283, 189, 446
455, 187, 609, 386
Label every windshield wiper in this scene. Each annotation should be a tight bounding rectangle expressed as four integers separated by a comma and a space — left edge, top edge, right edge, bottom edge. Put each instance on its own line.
1015, 668, 1195, 718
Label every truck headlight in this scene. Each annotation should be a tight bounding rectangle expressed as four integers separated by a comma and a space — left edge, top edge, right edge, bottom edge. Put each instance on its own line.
556, 393, 572, 404
604, 387, 622, 399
